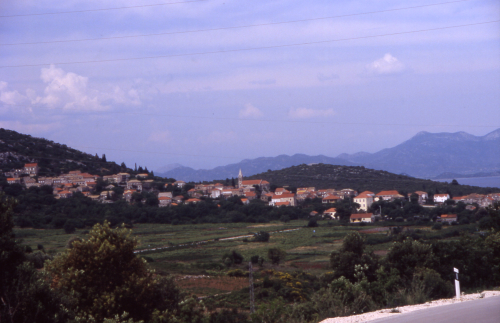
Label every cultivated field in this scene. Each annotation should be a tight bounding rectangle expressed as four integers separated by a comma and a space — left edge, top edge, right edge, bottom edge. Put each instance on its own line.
14, 220, 463, 297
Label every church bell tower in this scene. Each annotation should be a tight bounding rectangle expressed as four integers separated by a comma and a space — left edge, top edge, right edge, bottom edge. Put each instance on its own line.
238, 169, 243, 188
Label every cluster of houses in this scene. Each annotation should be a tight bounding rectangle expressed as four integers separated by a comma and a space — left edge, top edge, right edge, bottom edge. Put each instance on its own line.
5, 163, 155, 203
4, 164, 500, 223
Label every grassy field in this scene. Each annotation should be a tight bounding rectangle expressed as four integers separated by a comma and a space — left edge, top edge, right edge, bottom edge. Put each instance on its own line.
14, 220, 466, 297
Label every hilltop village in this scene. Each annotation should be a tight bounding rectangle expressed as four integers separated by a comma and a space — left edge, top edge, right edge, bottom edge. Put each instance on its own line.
5, 163, 499, 223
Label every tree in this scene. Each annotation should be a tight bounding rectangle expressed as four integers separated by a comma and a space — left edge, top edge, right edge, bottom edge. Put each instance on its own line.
45, 221, 186, 322
0, 193, 67, 323
253, 231, 270, 242
63, 220, 76, 234
268, 247, 287, 265
222, 250, 244, 267
102, 154, 107, 162
329, 232, 377, 282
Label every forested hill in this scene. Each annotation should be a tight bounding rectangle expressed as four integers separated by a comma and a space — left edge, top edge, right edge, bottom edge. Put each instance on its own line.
0, 128, 128, 177
245, 164, 500, 195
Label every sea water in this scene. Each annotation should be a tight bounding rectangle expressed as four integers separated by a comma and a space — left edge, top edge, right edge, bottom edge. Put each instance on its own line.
434, 176, 500, 189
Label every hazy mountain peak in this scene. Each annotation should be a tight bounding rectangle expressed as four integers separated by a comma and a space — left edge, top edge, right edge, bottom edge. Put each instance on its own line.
155, 163, 183, 173
483, 128, 500, 140
414, 131, 430, 137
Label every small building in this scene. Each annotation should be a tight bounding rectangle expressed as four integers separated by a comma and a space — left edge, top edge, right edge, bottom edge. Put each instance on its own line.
354, 191, 374, 212
58, 190, 73, 199
434, 193, 450, 204
158, 192, 173, 198
7, 178, 21, 185
323, 208, 337, 219
350, 213, 374, 223
275, 201, 291, 207
322, 195, 341, 204
440, 214, 457, 223
245, 191, 257, 200
24, 163, 39, 176
185, 198, 201, 204
375, 190, 403, 201
116, 173, 130, 183
274, 188, 291, 195
158, 196, 172, 207
270, 193, 296, 206
174, 180, 186, 188
127, 179, 143, 191
309, 210, 319, 217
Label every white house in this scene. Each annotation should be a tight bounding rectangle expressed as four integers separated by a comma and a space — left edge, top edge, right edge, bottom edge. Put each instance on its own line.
434, 193, 450, 203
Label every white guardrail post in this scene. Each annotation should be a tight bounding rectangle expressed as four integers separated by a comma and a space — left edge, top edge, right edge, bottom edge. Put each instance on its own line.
454, 267, 460, 299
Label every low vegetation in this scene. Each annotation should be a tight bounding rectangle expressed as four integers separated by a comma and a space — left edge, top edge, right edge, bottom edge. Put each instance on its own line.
4, 185, 500, 323
247, 163, 500, 195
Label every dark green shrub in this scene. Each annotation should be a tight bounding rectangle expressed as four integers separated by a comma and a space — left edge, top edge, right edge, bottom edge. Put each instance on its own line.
308, 219, 318, 227
63, 221, 76, 234
254, 231, 270, 242
432, 222, 442, 230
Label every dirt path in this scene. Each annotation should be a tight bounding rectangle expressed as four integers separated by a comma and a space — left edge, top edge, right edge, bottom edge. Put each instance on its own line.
134, 228, 301, 254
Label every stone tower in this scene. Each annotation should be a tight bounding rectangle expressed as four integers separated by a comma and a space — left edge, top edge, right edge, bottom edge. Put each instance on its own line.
238, 169, 243, 188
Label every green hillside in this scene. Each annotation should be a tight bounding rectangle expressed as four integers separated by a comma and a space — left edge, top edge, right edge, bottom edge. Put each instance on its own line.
246, 164, 500, 196
0, 128, 127, 176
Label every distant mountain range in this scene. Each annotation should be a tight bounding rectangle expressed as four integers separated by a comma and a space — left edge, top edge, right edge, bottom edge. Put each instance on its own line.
156, 154, 358, 182
338, 128, 500, 178
157, 128, 500, 182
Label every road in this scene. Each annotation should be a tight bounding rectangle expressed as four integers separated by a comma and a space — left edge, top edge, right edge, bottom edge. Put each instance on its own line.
368, 296, 500, 323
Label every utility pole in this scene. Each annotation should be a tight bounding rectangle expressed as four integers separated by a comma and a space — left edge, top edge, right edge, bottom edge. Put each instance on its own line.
249, 261, 255, 313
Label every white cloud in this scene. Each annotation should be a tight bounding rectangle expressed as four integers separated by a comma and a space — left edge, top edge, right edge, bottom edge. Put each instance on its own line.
288, 107, 335, 119
0, 81, 27, 106
239, 103, 263, 118
365, 53, 406, 75
148, 130, 172, 143
33, 65, 141, 111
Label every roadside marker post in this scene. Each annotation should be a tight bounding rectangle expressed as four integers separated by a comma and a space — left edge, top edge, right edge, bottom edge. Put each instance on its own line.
454, 267, 460, 299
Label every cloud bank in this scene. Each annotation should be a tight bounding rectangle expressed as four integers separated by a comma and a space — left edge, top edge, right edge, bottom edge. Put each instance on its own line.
365, 53, 406, 75
239, 103, 263, 118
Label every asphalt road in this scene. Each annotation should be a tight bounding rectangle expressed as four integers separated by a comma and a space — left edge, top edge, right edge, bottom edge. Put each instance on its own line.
368, 296, 500, 323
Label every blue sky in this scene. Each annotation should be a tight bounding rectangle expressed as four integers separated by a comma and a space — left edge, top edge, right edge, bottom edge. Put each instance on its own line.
1, 0, 499, 171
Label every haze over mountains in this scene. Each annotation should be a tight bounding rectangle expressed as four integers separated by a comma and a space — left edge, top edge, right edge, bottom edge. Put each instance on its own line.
157, 129, 500, 182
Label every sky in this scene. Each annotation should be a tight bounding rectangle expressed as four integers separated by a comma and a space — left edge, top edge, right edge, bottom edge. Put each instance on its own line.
1, 0, 499, 171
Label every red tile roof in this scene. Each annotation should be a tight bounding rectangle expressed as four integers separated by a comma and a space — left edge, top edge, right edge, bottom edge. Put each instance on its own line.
273, 193, 295, 199
323, 195, 340, 200
356, 191, 374, 198
376, 190, 400, 196
350, 213, 373, 219
242, 179, 270, 185
275, 201, 290, 206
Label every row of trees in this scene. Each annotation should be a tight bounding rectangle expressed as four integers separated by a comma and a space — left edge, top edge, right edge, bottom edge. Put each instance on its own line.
6, 186, 310, 230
